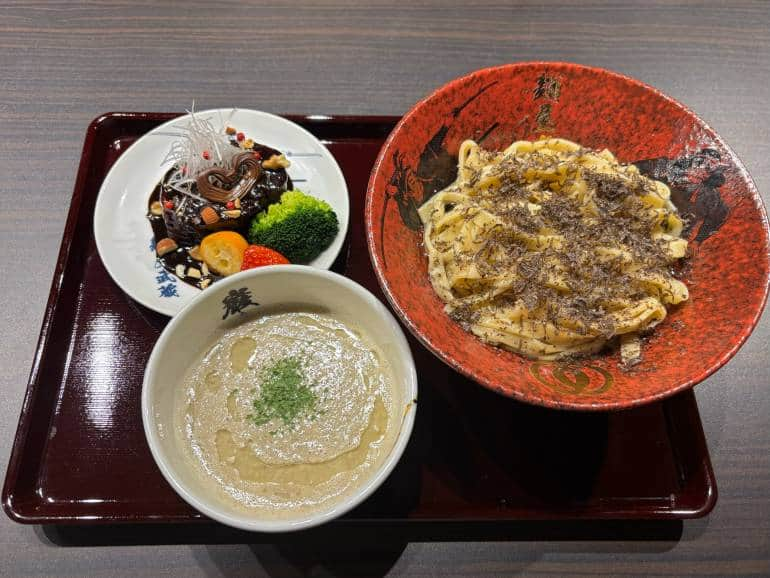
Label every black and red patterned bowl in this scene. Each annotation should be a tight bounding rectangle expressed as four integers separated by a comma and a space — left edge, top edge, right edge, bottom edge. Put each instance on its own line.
366, 62, 770, 411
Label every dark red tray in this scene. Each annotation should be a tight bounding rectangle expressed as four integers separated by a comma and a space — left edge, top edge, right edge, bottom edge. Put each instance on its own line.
3, 113, 716, 525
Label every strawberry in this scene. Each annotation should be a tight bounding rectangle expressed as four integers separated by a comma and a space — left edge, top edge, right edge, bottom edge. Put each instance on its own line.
240, 245, 290, 270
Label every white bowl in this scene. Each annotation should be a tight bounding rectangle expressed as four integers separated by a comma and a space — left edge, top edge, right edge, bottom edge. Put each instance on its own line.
142, 265, 417, 532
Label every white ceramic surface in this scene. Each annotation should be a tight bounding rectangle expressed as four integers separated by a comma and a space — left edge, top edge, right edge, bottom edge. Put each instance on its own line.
94, 109, 349, 317
141, 266, 418, 532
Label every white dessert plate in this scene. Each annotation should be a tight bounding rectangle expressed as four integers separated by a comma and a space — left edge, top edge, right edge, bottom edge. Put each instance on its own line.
94, 108, 349, 316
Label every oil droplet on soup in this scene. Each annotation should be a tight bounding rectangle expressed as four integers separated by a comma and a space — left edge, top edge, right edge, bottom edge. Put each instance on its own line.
230, 337, 256, 372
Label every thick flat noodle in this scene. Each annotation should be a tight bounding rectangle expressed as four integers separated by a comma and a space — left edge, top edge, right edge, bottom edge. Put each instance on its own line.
418, 138, 689, 361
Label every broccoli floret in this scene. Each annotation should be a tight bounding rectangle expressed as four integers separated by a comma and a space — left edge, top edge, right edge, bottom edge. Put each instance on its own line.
248, 190, 339, 263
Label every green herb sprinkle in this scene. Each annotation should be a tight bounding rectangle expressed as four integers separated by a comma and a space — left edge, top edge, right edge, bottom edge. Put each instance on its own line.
248, 357, 317, 428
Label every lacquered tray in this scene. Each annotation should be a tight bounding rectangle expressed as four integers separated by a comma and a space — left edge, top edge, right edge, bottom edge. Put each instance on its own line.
2, 113, 717, 525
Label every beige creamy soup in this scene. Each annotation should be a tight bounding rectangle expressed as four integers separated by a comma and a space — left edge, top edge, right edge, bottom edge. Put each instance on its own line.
174, 311, 398, 518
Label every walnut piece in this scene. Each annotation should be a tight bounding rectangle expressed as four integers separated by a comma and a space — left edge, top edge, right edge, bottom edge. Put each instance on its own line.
262, 154, 291, 170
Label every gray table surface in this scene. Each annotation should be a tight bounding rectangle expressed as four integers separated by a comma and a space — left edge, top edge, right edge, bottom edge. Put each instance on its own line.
1, 1, 769, 576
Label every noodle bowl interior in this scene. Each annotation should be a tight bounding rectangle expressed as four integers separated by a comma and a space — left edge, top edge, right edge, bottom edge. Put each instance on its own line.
418, 138, 689, 364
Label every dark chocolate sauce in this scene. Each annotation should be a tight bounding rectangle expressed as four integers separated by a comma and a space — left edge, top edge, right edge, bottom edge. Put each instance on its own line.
147, 142, 292, 290
147, 188, 223, 289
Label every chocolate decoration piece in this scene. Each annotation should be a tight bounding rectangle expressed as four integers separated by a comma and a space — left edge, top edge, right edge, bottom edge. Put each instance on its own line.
196, 152, 262, 203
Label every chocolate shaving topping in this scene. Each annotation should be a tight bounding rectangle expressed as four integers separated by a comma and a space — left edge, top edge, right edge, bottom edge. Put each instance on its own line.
196, 152, 262, 203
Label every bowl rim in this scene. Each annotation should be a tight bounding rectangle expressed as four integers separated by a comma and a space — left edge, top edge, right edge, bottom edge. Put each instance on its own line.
365, 61, 770, 411
141, 265, 418, 532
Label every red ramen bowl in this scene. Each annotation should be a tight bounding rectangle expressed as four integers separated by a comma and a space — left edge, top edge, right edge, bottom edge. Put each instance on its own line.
365, 62, 770, 411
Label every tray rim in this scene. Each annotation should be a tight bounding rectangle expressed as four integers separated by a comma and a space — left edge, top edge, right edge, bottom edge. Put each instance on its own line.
2, 112, 717, 525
